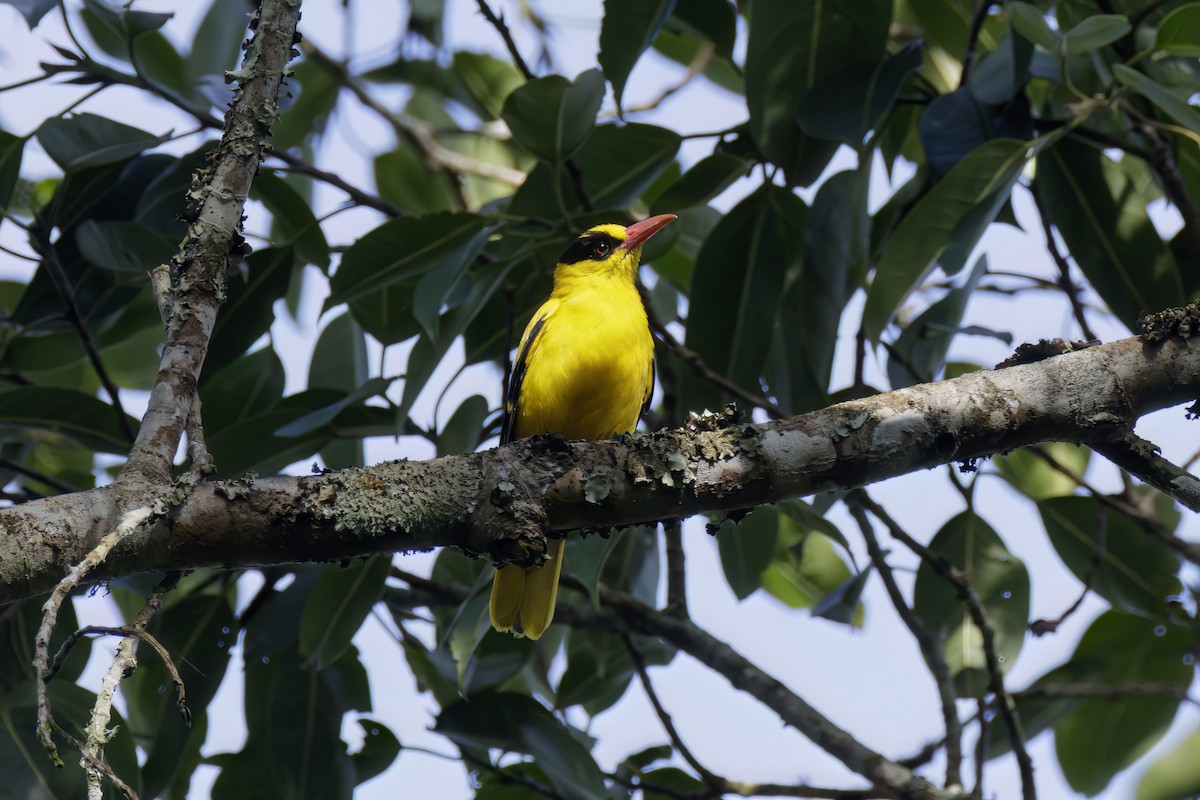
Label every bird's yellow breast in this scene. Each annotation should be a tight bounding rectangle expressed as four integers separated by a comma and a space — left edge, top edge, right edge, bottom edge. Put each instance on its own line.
513, 279, 652, 441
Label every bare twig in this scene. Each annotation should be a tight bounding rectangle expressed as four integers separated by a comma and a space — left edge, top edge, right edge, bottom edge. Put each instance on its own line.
853, 490, 1035, 800
1032, 184, 1098, 341
847, 500, 963, 789
41, 250, 136, 444
118, 0, 302, 488
1092, 433, 1200, 513
1017, 681, 1194, 703
81, 573, 184, 799
474, 0, 592, 211
1031, 445, 1200, 566
1030, 506, 1106, 636
959, 1, 996, 87
474, 0, 535, 80
35, 506, 153, 766
614, 41, 714, 117
638, 284, 785, 418
0, 457, 81, 495
663, 518, 688, 618
622, 632, 721, 787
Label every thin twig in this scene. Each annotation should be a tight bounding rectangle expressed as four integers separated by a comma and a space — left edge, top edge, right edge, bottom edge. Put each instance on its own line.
474, 0, 592, 211
1030, 507, 1106, 636
959, 1, 996, 88
0, 457, 81, 495
853, 490, 1035, 800
1092, 433, 1200, 513
614, 41, 714, 116
847, 501, 963, 789
41, 250, 136, 444
82, 573, 185, 798
663, 518, 688, 618
35, 507, 153, 766
474, 0, 535, 79
638, 284, 785, 418
622, 632, 722, 787
1032, 184, 1098, 341
1031, 445, 1200, 565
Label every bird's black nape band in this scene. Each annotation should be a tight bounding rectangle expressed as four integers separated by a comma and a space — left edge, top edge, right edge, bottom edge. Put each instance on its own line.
558, 231, 622, 265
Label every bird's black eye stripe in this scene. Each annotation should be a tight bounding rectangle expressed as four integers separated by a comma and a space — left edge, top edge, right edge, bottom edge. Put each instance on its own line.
558, 232, 621, 264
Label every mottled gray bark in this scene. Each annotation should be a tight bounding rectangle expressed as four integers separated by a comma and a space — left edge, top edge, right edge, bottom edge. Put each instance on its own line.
3, 332, 1197, 603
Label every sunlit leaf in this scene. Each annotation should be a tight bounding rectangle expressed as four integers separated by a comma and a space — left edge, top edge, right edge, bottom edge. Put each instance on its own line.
913, 511, 1030, 697
501, 70, 605, 163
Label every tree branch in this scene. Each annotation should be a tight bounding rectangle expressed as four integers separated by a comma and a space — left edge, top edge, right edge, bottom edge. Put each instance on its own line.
3, 331, 1200, 601
117, 0, 302, 489
1092, 433, 1200, 513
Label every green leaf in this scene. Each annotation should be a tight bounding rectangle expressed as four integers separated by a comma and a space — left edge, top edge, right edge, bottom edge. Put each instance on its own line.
310, 312, 370, 469
203, 246, 294, 380
124, 590, 236, 798
994, 443, 1090, 500
969, 24, 1034, 105
501, 69, 605, 162
326, 213, 488, 308
394, 261, 515, 422
864, 138, 1032, 341
1039, 496, 1182, 619
746, 0, 889, 183
652, 28, 744, 95
1, 681, 141, 798
452, 51, 525, 119
1007, 2, 1061, 51
204, 390, 344, 476
716, 507, 779, 600
1114, 63, 1200, 135
187, 0, 250, 82
668, 0, 735, 58
436, 693, 609, 800
1, 0, 56, 27
252, 171, 331, 270
648, 152, 748, 210
683, 184, 805, 413
275, 377, 391, 438
438, 394, 490, 456
599, 0, 676, 111
509, 123, 681, 218
0, 387, 136, 453
1037, 137, 1184, 330
810, 565, 872, 625
1137, 725, 1200, 800
565, 531, 626, 607
75, 219, 177, 272
1061, 14, 1131, 56
1155, 3, 1200, 57
0, 132, 25, 213
201, 347, 286, 435
0, 594, 91, 690
36, 113, 166, 171
760, 517, 857, 622
373, 145, 457, 216
797, 41, 923, 145
778, 168, 866, 412
1055, 613, 1192, 795
913, 511, 1031, 697
299, 556, 391, 670
273, 58, 339, 150
887, 254, 989, 388
240, 645, 357, 799
352, 719, 401, 786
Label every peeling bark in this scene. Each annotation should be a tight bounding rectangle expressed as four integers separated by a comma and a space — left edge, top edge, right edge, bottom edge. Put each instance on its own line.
2, 333, 1197, 603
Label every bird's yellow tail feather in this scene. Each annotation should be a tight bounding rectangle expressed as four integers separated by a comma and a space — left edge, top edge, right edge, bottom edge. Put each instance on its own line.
488, 540, 565, 640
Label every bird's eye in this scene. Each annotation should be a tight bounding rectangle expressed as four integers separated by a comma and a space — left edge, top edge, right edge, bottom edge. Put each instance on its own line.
592, 241, 611, 258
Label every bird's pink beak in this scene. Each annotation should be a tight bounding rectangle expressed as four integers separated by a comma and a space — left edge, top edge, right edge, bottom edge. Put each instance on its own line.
622, 213, 677, 250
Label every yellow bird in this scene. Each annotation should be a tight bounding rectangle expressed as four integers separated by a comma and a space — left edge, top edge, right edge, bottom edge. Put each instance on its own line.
489, 213, 677, 639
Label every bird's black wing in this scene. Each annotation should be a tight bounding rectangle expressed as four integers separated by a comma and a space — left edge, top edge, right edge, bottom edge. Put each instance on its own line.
501, 313, 548, 445
640, 356, 655, 423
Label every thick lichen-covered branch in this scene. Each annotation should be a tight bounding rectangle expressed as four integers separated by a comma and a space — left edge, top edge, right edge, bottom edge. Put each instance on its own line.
2, 331, 1199, 603
119, 0, 302, 489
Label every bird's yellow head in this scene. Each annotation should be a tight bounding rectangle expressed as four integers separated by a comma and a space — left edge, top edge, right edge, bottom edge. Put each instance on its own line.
554, 213, 677, 283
